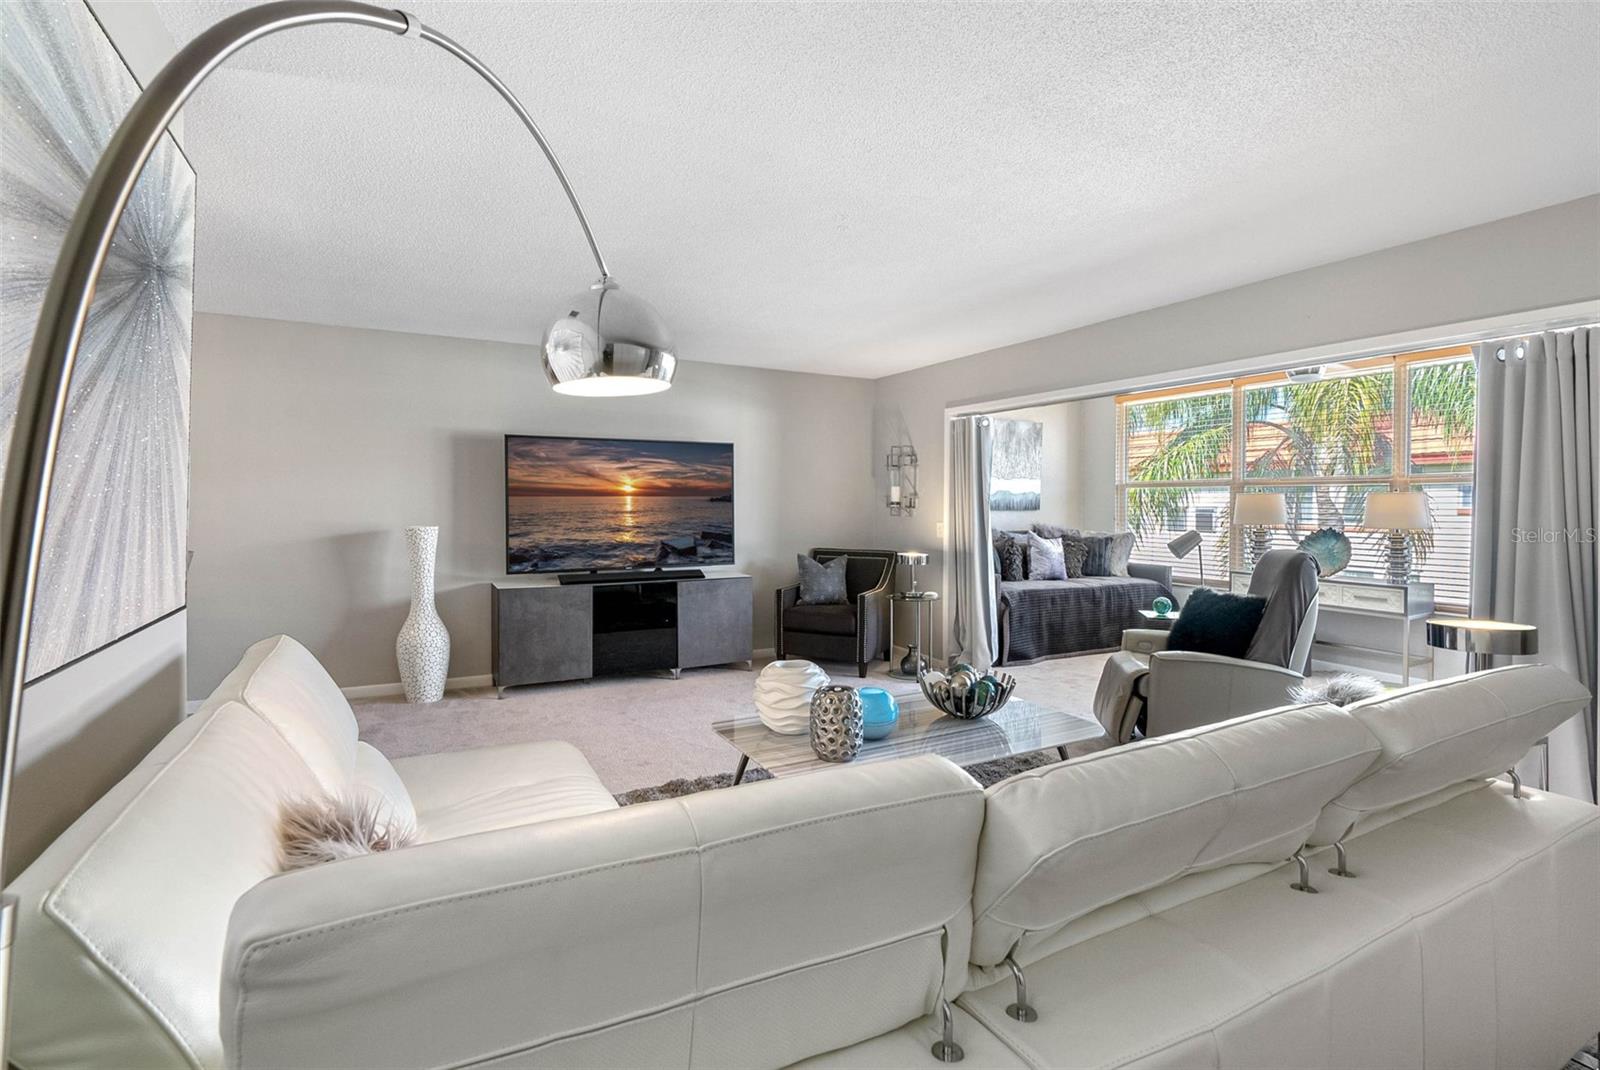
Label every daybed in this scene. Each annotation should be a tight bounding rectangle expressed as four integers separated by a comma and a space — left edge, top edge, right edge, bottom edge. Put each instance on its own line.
994, 525, 1174, 664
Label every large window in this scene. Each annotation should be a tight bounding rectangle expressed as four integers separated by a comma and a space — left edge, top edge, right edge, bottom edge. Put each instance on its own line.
1116, 345, 1476, 608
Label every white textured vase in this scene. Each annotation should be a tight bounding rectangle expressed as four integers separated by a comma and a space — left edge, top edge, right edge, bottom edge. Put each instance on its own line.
754, 659, 830, 734
396, 525, 450, 704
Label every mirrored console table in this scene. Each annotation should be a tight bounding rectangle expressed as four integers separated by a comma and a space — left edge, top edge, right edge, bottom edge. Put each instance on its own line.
1231, 570, 1435, 684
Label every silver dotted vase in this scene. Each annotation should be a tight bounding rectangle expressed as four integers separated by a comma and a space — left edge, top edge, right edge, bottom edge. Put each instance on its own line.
809, 685, 864, 762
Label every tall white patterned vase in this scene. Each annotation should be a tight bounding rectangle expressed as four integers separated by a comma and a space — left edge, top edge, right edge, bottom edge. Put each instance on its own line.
397, 525, 450, 703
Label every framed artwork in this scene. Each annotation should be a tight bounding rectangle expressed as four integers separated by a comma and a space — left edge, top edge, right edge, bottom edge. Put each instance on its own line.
1, 0, 194, 679
990, 418, 1042, 512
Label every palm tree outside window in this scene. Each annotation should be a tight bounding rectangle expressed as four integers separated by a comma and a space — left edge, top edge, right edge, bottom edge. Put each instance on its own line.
1115, 345, 1476, 609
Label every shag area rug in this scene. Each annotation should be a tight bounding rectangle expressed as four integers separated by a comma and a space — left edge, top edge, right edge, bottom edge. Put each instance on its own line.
614, 748, 1061, 805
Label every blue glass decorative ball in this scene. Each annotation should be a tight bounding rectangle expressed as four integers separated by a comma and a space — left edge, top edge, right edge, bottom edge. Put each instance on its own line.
1153, 596, 1174, 616
858, 687, 899, 740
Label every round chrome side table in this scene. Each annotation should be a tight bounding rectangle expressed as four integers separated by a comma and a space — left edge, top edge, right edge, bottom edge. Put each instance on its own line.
1425, 617, 1545, 791
889, 590, 940, 679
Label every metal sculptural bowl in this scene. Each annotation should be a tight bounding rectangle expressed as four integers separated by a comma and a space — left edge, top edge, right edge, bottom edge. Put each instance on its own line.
917, 668, 1017, 720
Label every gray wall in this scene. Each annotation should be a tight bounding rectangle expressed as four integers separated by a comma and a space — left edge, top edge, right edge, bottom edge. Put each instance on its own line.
187, 314, 879, 696
9, 1, 188, 880
986, 396, 1120, 536
12, 614, 185, 880
988, 402, 1079, 535
871, 195, 1600, 656
1074, 396, 1118, 531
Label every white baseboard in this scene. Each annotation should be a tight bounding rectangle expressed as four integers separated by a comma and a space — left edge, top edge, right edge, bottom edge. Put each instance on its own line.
753, 646, 776, 660
341, 673, 495, 700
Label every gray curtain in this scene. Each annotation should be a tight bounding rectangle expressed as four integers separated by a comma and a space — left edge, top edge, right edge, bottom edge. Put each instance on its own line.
1471, 328, 1597, 803
949, 415, 998, 671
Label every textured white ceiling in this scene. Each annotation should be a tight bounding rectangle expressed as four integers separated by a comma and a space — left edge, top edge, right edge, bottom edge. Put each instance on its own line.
155, 1, 1600, 378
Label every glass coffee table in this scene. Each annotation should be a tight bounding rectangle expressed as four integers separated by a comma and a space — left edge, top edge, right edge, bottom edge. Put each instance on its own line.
713, 690, 1105, 783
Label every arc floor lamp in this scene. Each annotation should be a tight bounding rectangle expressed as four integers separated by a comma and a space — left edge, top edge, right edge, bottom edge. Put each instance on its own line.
0, 1, 674, 1055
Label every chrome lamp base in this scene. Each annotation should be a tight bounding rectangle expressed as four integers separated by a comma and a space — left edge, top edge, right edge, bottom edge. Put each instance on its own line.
1384, 530, 1412, 588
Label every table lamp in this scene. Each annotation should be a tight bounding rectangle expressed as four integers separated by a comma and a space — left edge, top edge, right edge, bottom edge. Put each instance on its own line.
1233, 493, 1287, 568
897, 550, 929, 593
1364, 491, 1431, 586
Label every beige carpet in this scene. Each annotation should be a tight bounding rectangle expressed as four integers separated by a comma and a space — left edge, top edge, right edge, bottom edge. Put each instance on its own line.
353, 653, 1114, 795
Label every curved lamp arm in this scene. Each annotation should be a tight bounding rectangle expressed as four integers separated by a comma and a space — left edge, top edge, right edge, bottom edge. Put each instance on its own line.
0, 2, 609, 1056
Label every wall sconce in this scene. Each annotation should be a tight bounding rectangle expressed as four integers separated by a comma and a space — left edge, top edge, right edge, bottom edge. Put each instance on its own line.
887, 444, 918, 515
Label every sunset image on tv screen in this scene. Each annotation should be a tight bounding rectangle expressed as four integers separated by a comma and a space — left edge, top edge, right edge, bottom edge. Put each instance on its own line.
506, 436, 734, 573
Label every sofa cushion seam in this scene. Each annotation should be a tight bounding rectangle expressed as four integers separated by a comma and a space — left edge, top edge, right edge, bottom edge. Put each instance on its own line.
696, 786, 982, 851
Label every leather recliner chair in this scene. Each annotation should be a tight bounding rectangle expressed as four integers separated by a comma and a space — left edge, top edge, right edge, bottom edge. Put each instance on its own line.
1093, 548, 1321, 744
775, 547, 895, 677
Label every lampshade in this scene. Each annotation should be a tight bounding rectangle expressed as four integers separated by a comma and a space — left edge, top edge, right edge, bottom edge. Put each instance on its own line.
1233, 493, 1287, 526
1167, 530, 1202, 559
543, 278, 676, 396
897, 550, 929, 566
1364, 491, 1431, 531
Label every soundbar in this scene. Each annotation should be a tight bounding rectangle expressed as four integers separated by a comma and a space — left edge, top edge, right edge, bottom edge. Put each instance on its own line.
557, 568, 706, 586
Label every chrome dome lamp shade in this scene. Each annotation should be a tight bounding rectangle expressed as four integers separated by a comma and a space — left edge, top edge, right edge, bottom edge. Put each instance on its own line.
544, 278, 676, 396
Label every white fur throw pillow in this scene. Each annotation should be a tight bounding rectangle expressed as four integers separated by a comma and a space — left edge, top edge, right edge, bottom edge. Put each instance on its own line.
278, 793, 418, 871
1290, 673, 1387, 707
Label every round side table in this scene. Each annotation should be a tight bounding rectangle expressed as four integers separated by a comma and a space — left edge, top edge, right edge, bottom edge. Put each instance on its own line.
889, 590, 940, 679
1136, 609, 1179, 631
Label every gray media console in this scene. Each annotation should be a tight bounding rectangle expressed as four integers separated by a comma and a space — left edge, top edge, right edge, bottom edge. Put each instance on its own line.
491, 572, 753, 694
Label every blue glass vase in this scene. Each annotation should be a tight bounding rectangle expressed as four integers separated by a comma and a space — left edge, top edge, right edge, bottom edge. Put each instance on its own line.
858, 687, 899, 740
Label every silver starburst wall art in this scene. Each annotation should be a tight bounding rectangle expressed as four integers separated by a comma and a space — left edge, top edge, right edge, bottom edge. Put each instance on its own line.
1, 0, 194, 679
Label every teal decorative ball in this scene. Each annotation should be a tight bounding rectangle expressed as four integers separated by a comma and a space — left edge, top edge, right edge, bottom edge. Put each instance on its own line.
1152, 596, 1174, 616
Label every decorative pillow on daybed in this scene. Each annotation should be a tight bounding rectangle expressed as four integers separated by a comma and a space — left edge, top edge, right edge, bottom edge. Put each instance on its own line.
993, 532, 1029, 582
1165, 588, 1267, 660
1059, 537, 1089, 578
797, 554, 849, 604
1031, 524, 1134, 576
1025, 532, 1067, 580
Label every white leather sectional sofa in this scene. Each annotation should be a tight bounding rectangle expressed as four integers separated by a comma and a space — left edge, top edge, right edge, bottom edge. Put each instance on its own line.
9, 635, 1598, 1069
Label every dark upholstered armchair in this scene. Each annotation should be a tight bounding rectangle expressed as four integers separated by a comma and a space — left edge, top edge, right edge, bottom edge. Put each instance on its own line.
776, 548, 895, 677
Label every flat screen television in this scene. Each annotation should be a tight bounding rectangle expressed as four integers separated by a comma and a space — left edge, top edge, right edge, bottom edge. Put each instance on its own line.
505, 434, 734, 574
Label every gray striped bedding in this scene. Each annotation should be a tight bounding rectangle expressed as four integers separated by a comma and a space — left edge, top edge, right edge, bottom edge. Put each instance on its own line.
997, 576, 1174, 664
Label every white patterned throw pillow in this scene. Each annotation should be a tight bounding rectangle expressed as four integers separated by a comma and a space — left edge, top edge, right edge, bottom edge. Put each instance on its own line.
1025, 532, 1066, 580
